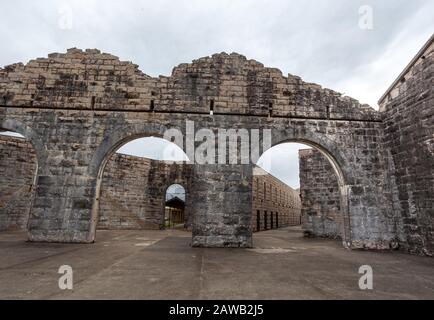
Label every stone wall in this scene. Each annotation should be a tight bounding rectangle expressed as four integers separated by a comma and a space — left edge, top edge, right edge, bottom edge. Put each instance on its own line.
99, 154, 192, 230
0, 135, 37, 231
0, 48, 379, 121
299, 149, 342, 239
379, 36, 434, 256
252, 167, 301, 232
0, 48, 399, 249
1, 44, 432, 252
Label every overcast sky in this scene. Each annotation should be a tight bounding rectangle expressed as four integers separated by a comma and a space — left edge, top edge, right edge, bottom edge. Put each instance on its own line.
1, 0, 433, 188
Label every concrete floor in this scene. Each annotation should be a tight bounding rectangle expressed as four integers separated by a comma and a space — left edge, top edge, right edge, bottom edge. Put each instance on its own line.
0, 227, 433, 300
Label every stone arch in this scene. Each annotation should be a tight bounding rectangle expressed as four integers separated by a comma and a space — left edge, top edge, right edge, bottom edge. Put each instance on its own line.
268, 130, 354, 248
88, 123, 186, 241
89, 123, 173, 177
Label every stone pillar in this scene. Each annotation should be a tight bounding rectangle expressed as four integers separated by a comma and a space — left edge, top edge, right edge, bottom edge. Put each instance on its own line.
27, 147, 97, 243
190, 164, 253, 248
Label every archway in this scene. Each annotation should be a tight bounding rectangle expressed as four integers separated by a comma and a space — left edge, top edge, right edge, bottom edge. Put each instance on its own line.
253, 140, 350, 248
91, 134, 191, 240
164, 184, 187, 229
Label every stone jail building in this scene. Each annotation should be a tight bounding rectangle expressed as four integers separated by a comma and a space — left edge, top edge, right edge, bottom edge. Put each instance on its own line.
0, 34, 432, 254
252, 167, 301, 232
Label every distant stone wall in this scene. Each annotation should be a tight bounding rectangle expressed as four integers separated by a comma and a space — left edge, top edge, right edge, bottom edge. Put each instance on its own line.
252, 167, 301, 232
99, 154, 192, 230
379, 37, 434, 256
0, 135, 37, 231
299, 149, 342, 239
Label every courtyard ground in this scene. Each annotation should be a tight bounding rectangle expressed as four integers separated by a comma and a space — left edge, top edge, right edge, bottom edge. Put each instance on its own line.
0, 227, 433, 300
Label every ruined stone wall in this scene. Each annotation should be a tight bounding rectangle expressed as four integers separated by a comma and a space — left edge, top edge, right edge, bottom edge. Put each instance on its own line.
252, 167, 301, 232
0, 135, 37, 231
0, 48, 380, 119
0, 48, 396, 249
380, 37, 434, 256
299, 149, 342, 239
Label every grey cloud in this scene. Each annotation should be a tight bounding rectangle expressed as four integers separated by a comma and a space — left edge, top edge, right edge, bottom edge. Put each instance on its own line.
1, 0, 432, 187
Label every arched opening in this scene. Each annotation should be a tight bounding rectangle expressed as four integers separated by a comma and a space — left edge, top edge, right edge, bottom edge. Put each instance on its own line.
0, 130, 39, 233
252, 140, 350, 248
165, 184, 187, 229
92, 135, 191, 241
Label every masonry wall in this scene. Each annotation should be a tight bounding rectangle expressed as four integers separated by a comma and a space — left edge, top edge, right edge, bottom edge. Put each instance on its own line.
252, 167, 301, 232
0, 46, 431, 252
0, 48, 397, 248
0, 135, 37, 231
299, 149, 342, 239
380, 37, 434, 256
